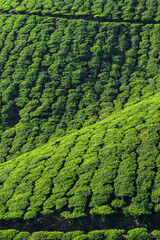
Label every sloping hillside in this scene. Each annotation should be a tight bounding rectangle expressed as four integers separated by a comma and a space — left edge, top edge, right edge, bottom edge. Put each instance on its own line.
0, 0, 160, 238
0, 94, 160, 226
0, 15, 160, 163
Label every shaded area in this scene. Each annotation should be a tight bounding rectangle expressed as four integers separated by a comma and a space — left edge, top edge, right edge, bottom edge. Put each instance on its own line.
1, 11, 160, 24
1, 212, 160, 233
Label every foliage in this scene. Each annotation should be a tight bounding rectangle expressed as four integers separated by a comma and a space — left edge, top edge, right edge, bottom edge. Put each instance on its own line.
0, 0, 160, 235
0, 0, 159, 22
0, 17, 160, 163
0, 93, 160, 219
126, 228, 151, 240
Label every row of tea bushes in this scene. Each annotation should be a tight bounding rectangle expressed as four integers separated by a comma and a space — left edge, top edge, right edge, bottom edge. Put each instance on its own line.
0, 0, 160, 22
1, 228, 160, 239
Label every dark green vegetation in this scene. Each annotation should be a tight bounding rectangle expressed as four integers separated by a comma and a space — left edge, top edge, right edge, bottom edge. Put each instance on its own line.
0, 0, 160, 22
0, 16, 160, 163
0, 0, 160, 237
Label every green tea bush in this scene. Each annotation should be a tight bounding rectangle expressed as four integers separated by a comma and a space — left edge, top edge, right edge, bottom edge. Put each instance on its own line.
13, 232, 31, 240
31, 231, 47, 240
151, 230, 160, 239
126, 228, 151, 240
45, 231, 64, 239
0, 230, 19, 240
62, 231, 84, 240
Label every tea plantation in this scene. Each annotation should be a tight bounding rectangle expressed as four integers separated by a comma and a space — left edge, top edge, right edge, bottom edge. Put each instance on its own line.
0, 0, 160, 239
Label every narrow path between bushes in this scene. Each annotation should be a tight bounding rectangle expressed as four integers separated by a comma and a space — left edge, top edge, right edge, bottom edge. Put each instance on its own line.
1, 11, 160, 24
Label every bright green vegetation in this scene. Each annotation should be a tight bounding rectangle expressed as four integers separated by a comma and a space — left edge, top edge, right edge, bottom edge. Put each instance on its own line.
0, 93, 160, 219
1, 228, 160, 239
0, 228, 155, 239
0, 229, 125, 239
1, 0, 160, 235
0, 0, 160, 22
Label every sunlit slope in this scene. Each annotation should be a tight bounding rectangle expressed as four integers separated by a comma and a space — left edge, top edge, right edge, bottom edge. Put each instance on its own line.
0, 0, 160, 22
0, 93, 160, 220
0, 15, 160, 162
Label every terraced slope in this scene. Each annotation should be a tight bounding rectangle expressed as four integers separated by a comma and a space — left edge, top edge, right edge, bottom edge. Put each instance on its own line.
0, 15, 160, 162
1, 0, 160, 237
0, 94, 160, 225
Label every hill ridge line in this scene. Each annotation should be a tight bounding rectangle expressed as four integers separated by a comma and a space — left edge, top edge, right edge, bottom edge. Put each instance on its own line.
1, 11, 160, 24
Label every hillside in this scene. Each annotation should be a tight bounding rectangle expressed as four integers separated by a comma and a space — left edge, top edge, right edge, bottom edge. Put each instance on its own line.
0, 0, 160, 239
0, 94, 160, 232
0, 15, 160, 163
0, 96, 155, 220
